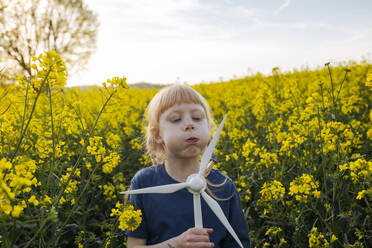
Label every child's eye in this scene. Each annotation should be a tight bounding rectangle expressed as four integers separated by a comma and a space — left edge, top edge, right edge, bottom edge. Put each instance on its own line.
192, 116, 202, 121
171, 118, 181, 122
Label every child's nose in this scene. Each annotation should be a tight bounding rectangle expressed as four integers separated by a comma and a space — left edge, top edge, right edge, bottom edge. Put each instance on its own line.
184, 121, 195, 131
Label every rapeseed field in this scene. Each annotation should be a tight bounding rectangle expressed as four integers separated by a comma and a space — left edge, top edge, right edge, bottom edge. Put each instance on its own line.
0, 51, 371, 247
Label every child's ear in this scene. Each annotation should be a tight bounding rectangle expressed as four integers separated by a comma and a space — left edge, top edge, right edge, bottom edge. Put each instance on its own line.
151, 127, 163, 144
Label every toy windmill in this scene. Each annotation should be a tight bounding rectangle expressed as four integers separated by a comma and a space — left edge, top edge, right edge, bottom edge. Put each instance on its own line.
120, 115, 244, 248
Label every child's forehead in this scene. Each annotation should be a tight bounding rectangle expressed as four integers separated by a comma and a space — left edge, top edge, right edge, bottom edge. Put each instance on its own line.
162, 103, 205, 114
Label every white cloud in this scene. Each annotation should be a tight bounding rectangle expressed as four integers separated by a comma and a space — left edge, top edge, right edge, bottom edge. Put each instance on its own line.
273, 0, 291, 16
89, 0, 262, 42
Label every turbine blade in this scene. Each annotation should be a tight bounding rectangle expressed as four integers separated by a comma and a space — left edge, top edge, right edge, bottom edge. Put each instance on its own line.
120, 182, 190, 195
201, 191, 244, 248
193, 193, 203, 228
199, 114, 227, 175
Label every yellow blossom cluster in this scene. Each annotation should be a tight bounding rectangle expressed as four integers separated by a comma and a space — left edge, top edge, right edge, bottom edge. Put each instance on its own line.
339, 157, 372, 201
0, 157, 39, 218
258, 150, 278, 169
102, 152, 120, 174
339, 157, 372, 184
257, 180, 285, 213
99, 183, 116, 200
265, 226, 282, 236
26, 51, 67, 91
367, 111, 372, 141
308, 227, 330, 248
118, 205, 142, 232
110, 202, 142, 232
241, 138, 259, 163
113, 172, 127, 193
366, 72, 372, 87
106, 133, 121, 150
320, 121, 362, 155
289, 174, 320, 202
87, 136, 106, 163
102, 76, 128, 95
356, 188, 372, 200
85, 136, 121, 174
59, 167, 80, 205
263, 226, 287, 247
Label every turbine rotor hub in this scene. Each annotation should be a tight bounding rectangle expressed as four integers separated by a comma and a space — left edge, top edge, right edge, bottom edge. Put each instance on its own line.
187, 173, 206, 193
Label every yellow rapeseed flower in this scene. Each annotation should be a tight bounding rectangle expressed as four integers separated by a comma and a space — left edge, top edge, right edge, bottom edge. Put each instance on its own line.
44, 195, 52, 205
366, 72, 372, 87
28, 195, 39, 206
308, 227, 330, 248
330, 234, 338, 243
118, 205, 142, 232
12, 205, 24, 218
258, 180, 285, 205
356, 190, 366, 200
29, 51, 67, 91
265, 226, 282, 236
339, 158, 371, 184
10, 201, 26, 218
289, 174, 319, 203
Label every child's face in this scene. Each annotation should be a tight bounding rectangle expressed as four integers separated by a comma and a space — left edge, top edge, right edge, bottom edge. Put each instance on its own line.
155, 103, 210, 161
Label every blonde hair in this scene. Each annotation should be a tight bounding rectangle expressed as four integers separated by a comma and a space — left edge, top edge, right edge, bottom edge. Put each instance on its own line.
145, 84, 215, 165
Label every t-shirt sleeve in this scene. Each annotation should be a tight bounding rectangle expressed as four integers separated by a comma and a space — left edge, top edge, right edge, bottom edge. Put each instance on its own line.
220, 181, 251, 248
124, 173, 148, 239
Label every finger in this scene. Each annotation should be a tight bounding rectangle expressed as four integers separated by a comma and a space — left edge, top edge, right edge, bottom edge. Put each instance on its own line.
189, 227, 207, 234
189, 228, 212, 236
185, 241, 214, 248
187, 234, 210, 243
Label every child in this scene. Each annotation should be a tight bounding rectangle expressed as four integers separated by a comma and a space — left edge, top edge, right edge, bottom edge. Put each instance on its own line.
125, 84, 250, 248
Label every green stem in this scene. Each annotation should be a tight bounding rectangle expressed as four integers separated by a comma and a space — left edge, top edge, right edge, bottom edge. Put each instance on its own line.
8, 78, 29, 171
331, 177, 336, 224
326, 64, 336, 114
364, 197, 372, 212
335, 70, 349, 104
47, 84, 56, 187
72, 103, 85, 130
319, 81, 325, 113
312, 206, 344, 247
316, 106, 328, 198
10, 69, 51, 165
19, 78, 30, 135
0, 103, 11, 116
289, 89, 300, 117
316, 107, 324, 158
58, 165, 98, 231
23, 218, 49, 248
0, 88, 9, 100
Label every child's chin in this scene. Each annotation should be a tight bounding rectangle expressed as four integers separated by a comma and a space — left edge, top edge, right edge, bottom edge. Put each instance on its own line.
183, 148, 202, 157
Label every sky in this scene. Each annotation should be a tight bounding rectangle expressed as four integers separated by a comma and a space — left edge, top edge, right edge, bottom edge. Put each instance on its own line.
67, 0, 372, 87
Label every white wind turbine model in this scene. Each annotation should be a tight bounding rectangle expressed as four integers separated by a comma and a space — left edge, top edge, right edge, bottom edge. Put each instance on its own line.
120, 115, 244, 248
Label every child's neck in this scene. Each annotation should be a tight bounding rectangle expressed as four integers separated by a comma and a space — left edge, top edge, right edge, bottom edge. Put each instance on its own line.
164, 157, 200, 182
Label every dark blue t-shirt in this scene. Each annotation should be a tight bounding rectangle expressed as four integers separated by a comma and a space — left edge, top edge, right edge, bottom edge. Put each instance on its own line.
125, 163, 250, 248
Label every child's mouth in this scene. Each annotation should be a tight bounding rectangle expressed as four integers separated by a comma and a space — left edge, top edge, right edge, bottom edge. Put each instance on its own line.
186, 137, 199, 143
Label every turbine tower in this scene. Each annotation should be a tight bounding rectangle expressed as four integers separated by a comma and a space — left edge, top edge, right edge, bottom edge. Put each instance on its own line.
121, 115, 244, 248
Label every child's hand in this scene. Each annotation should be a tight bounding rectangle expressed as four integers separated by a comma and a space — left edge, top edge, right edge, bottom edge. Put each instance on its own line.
173, 228, 214, 248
